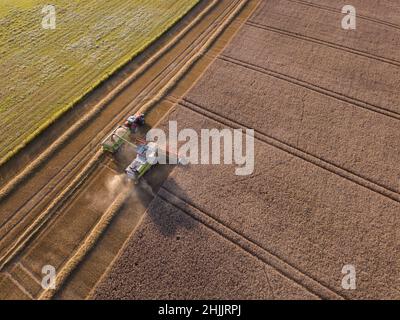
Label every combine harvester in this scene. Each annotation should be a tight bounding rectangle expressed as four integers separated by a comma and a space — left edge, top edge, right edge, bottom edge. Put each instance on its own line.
101, 113, 185, 183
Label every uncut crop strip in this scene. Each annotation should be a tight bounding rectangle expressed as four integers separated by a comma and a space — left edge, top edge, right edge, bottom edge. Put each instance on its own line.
38, 189, 130, 300
0, 150, 103, 271
0, 0, 249, 273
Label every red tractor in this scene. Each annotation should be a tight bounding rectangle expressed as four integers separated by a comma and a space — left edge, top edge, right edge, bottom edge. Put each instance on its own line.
124, 112, 145, 133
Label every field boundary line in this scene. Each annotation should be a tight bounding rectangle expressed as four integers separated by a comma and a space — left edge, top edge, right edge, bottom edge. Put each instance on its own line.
180, 98, 400, 204
17, 262, 42, 286
158, 188, 342, 300
286, 0, 400, 31
0, 0, 219, 200
219, 55, 400, 122
38, 188, 130, 300
245, 21, 400, 68
0, 150, 103, 272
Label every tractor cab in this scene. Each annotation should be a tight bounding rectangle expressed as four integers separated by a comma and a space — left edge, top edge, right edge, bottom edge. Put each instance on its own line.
125, 113, 145, 133
101, 113, 145, 154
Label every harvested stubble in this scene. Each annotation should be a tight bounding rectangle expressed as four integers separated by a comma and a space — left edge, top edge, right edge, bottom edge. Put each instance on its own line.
39, 187, 130, 300
0, 149, 103, 271
91, 196, 317, 300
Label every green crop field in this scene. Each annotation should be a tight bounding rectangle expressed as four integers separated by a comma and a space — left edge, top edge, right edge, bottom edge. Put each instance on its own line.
0, 0, 198, 165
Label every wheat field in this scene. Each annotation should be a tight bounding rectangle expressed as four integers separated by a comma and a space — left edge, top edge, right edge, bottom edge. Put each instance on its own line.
0, 0, 198, 165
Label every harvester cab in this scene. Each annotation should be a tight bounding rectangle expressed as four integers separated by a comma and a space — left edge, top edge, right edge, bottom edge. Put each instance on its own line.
125, 142, 158, 182
102, 113, 186, 183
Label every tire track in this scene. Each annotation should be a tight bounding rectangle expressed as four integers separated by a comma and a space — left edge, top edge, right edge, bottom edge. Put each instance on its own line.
179, 98, 400, 205
158, 187, 342, 300
3, 272, 34, 300
286, 0, 400, 31
245, 21, 400, 68
219, 55, 400, 122
38, 188, 130, 300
